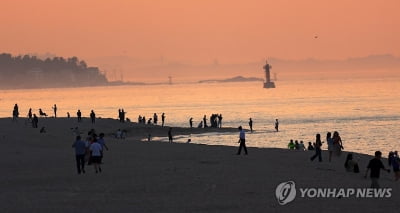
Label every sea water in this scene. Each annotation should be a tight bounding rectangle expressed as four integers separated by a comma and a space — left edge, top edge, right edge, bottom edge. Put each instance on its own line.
1, 78, 399, 155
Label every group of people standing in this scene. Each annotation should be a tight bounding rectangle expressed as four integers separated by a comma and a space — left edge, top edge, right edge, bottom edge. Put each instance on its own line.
309, 131, 344, 162
137, 113, 165, 126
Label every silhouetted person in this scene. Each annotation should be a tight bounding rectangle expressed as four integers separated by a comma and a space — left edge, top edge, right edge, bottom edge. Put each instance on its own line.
121, 109, 125, 122
52, 104, 57, 118
32, 114, 38, 128
90, 110, 96, 124
275, 119, 279, 132
365, 151, 390, 188
28, 108, 32, 119
67, 112, 70, 118
189, 117, 193, 128
72, 136, 86, 174
218, 114, 223, 128
77, 110, 82, 122
97, 133, 109, 164
307, 142, 314, 150
203, 115, 208, 128
12, 103, 19, 121
153, 113, 158, 125
39, 108, 47, 117
249, 118, 253, 133
310, 133, 322, 162
237, 126, 248, 155
168, 127, 173, 143
161, 113, 165, 127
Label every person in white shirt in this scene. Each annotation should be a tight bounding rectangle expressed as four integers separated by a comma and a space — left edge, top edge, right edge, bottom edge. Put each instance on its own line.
89, 140, 103, 173
237, 126, 248, 155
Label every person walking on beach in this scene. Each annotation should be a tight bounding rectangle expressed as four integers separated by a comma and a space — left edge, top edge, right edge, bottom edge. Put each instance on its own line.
365, 151, 390, 188
332, 131, 343, 156
77, 110, 82, 122
52, 104, 57, 118
72, 136, 86, 174
327, 132, 334, 162
89, 138, 103, 173
275, 119, 279, 132
97, 133, 109, 163
161, 113, 166, 127
310, 133, 322, 162
218, 114, 223, 128
168, 127, 173, 143
189, 117, 193, 128
249, 118, 253, 133
90, 110, 96, 124
237, 126, 248, 155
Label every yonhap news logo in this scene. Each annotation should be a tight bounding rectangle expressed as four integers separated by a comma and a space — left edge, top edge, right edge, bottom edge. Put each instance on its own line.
275, 180, 392, 205
275, 181, 297, 205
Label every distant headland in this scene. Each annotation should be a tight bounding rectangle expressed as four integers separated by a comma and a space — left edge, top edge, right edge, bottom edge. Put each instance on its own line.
198, 76, 263, 83
0, 53, 112, 89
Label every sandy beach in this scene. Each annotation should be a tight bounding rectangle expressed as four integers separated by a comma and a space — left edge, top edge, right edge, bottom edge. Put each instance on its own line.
1, 117, 399, 213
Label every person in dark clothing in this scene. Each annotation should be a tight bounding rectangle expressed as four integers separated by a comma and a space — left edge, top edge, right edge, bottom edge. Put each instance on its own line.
90, 110, 96, 124
161, 113, 166, 127
72, 136, 86, 174
310, 133, 322, 162
189, 117, 193, 128
365, 151, 390, 188
237, 126, 248, 155
28, 108, 32, 119
203, 115, 208, 128
248, 118, 253, 133
32, 114, 39, 128
307, 142, 314, 150
168, 127, 173, 143
77, 110, 82, 122
53, 104, 57, 118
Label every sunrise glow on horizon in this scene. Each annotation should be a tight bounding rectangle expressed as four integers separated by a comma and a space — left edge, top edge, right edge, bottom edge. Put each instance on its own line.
1, 0, 399, 81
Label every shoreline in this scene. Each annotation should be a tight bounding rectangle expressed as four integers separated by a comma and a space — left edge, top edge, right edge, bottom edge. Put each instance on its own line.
1, 117, 399, 212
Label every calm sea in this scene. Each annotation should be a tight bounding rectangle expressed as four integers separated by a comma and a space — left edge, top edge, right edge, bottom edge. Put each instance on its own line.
1, 78, 399, 155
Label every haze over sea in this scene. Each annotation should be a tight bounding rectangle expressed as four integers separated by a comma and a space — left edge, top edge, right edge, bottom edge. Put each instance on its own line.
1, 77, 399, 155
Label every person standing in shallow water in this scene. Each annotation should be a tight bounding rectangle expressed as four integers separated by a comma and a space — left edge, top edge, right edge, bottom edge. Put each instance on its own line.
189, 117, 193, 128
237, 126, 248, 155
310, 133, 322, 162
275, 119, 279, 132
248, 118, 253, 133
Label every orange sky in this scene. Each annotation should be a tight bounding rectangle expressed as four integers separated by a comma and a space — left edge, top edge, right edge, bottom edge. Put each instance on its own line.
1, 0, 399, 80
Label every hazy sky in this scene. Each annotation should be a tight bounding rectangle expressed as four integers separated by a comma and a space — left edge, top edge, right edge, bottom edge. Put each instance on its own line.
1, 0, 399, 64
